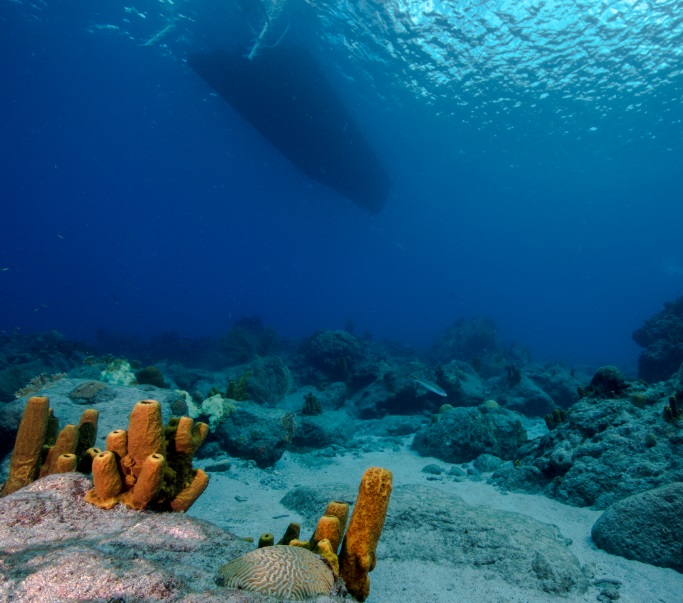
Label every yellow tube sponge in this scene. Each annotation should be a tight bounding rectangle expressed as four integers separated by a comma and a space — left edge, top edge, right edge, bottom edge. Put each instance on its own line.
86, 450, 123, 509
41, 423, 78, 477
1, 396, 50, 496
125, 399, 165, 475
121, 453, 166, 510
76, 408, 99, 460
54, 453, 78, 473
105, 429, 128, 459
314, 538, 340, 576
312, 515, 343, 554
174, 416, 209, 455
169, 468, 209, 512
338, 466, 393, 602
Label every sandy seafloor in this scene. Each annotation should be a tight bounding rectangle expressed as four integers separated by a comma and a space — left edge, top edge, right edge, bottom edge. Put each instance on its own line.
189, 435, 683, 603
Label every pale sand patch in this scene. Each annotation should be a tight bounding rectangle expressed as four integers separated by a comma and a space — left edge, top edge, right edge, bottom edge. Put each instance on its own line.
190, 437, 683, 603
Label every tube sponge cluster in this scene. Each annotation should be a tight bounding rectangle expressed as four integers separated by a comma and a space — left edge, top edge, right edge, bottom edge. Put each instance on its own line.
1, 396, 99, 497
85, 399, 210, 512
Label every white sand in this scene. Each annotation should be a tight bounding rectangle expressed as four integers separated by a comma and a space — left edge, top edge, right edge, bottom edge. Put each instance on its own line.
189, 437, 683, 603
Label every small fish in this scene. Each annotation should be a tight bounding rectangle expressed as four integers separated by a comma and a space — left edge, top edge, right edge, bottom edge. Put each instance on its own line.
0, 267, 8, 271
413, 375, 447, 397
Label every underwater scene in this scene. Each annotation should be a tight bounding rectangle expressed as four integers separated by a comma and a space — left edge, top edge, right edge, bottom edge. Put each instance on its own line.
1, 0, 683, 601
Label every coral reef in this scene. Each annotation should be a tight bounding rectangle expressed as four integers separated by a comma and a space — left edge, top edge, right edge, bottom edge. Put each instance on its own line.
431, 317, 506, 371
491, 382, 683, 508
85, 399, 209, 511
544, 408, 567, 430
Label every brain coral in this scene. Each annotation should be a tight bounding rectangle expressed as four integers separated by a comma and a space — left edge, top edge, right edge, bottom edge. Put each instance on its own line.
215, 545, 334, 600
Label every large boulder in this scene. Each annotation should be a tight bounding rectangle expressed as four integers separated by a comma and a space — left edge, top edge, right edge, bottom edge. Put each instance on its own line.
213, 402, 296, 468
412, 402, 527, 463
491, 392, 683, 508
282, 483, 588, 598
0, 473, 315, 603
291, 410, 356, 449
302, 330, 361, 381
348, 363, 444, 418
435, 360, 486, 406
591, 482, 683, 572
489, 374, 556, 417
527, 363, 586, 408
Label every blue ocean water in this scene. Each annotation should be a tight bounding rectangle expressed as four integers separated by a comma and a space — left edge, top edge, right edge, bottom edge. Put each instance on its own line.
1, 0, 681, 369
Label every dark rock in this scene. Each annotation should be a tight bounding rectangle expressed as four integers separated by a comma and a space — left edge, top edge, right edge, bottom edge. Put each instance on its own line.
213, 402, 297, 468
247, 355, 293, 405
491, 396, 683, 508
412, 402, 527, 463
348, 363, 441, 418
291, 411, 355, 449
421, 463, 445, 475
135, 365, 165, 388
490, 374, 555, 416
527, 363, 586, 408
435, 360, 486, 406
591, 482, 683, 572
67, 380, 116, 405
431, 317, 505, 366
448, 466, 467, 480
585, 366, 629, 399
204, 460, 232, 473
473, 453, 505, 473
355, 415, 423, 437
280, 484, 357, 526
302, 330, 361, 381
633, 296, 683, 383
0, 331, 86, 402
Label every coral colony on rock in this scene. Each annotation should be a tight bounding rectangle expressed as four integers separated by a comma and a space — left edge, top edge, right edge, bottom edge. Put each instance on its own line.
0, 392, 392, 601
1, 301, 683, 602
